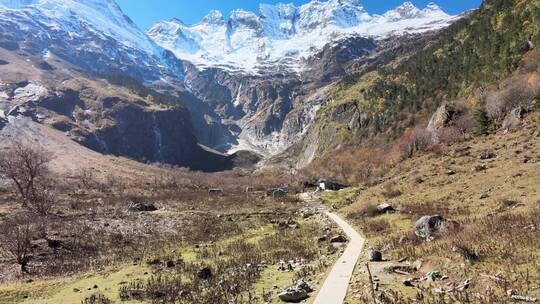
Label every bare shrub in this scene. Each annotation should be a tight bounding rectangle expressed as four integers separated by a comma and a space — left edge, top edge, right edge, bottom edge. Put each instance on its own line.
363, 219, 391, 237
390, 127, 432, 162
382, 180, 402, 198
0, 214, 35, 273
347, 202, 379, 220
82, 293, 112, 304
486, 74, 540, 124
0, 141, 54, 214
302, 144, 388, 185
439, 113, 475, 144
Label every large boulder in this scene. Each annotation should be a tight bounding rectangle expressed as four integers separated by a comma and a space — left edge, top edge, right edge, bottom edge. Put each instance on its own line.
414, 215, 451, 240
127, 201, 157, 212
330, 235, 347, 243
278, 289, 309, 303
427, 104, 461, 143
196, 267, 212, 280
278, 280, 313, 302
502, 107, 524, 131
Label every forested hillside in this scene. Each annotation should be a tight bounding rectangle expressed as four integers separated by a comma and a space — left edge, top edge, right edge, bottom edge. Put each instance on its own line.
360, 0, 539, 118
297, 0, 540, 183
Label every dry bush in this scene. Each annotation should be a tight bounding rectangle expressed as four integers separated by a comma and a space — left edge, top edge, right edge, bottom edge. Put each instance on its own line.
438, 113, 475, 144
119, 218, 326, 304
0, 141, 55, 214
363, 218, 391, 237
82, 293, 112, 304
0, 214, 36, 273
389, 127, 432, 163
486, 73, 540, 124
382, 180, 402, 198
347, 202, 380, 220
520, 49, 540, 73
399, 200, 451, 218
302, 144, 389, 185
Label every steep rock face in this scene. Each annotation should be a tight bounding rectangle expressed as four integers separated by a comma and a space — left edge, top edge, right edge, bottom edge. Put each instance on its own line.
79, 104, 195, 166
181, 34, 378, 155
0, 76, 234, 172
282, 100, 371, 168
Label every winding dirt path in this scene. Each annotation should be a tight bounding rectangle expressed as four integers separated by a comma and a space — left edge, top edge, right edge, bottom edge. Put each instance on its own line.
301, 193, 366, 304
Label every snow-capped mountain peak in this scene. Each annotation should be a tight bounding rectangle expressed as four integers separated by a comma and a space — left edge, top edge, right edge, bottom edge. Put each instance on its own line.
148, 0, 458, 74
200, 9, 225, 26
425, 2, 443, 12
1, 0, 160, 55
383, 1, 423, 21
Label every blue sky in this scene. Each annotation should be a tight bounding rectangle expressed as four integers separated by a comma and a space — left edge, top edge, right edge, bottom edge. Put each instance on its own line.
116, 0, 481, 30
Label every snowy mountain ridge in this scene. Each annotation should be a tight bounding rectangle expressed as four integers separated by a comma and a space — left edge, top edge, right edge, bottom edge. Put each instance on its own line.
148, 0, 458, 74
0, 0, 161, 56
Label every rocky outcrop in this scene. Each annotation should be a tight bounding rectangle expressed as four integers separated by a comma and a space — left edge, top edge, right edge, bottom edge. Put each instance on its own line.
501, 107, 525, 131
427, 103, 462, 143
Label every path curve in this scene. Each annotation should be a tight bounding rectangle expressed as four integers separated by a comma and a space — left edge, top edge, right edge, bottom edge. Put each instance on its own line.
301, 193, 366, 304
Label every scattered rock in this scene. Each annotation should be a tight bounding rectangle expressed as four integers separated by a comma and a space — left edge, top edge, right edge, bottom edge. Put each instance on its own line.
318, 235, 327, 242
502, 107, 524, 131
523, 156, 540, 164
456, 278, 471, 291
278, 289, 309, 302
376, 203, 395, 214
73, 288, 80, 293
472, 164, 488, 172
368, 250, 383, 262
330, 235, 347, 243
278, 280, 313, 302
510, 295, 537, 302
278, 218, 299, 229
478, 150, 496, 160
295, 280, 313, 293
403, 279, 414, 287
128, 201, 157, 212
414, 215, 452, 240
446, 169, 456, 176
196, 267, 212, 280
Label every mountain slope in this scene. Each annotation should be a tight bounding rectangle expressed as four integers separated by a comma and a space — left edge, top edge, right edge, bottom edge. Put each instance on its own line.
280, 0, 540, 170
0, 0, 181, 82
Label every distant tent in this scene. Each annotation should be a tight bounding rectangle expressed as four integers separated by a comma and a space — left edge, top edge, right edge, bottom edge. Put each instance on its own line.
267, 188, 287, 198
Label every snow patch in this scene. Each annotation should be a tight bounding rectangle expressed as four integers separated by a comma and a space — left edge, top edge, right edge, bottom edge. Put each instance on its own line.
13, 83, 48, 102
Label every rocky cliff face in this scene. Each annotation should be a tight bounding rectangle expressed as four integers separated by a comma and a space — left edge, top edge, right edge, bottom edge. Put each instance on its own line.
181, 34, 378, 156
0, 68, 236, 172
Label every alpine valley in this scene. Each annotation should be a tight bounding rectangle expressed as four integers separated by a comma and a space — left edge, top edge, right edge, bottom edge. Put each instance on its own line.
0, 0, 540, 303
1, 0, 461, 168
